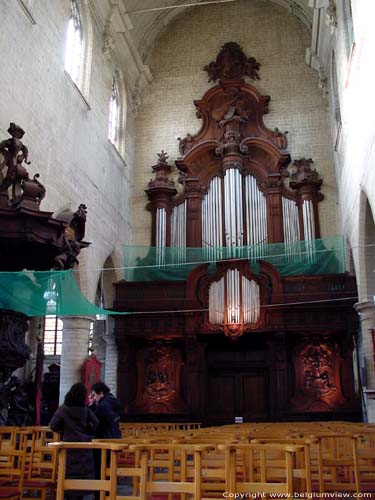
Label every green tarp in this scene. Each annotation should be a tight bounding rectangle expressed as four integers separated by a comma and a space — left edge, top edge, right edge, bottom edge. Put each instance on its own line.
0, 236, 346, 317
0, 270, 112, 317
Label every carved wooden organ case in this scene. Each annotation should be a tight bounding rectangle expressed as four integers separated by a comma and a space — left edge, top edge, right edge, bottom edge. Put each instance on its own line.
115, 43, 360, 423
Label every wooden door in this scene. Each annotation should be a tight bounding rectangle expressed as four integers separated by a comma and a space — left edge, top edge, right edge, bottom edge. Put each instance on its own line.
206, 369, 268, 424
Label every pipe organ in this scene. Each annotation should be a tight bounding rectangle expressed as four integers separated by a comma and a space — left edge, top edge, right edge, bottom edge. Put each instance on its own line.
116, 43, 359, 424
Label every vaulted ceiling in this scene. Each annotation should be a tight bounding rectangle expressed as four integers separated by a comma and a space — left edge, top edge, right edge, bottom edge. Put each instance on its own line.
90, 0, 330, 102
94, 0, 313, 61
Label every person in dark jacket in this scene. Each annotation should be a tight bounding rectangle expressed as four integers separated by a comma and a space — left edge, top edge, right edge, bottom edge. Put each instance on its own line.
90, 382, 122, 439
50, 383, 99, 500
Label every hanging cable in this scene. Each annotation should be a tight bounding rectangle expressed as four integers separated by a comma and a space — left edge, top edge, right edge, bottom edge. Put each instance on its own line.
117, 295, 359, 316
125, 0, 239, 15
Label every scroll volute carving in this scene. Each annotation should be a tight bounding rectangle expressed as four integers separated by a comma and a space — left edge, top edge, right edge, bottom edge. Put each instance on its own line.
134, 342, 186, 414
292, 339, 346, 412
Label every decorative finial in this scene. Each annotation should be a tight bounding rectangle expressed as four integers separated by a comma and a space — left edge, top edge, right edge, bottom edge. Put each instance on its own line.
157, 150, 169, 163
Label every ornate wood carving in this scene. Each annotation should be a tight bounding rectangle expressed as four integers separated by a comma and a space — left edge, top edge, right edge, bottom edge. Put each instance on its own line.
0, 311, 30, 382
292, 338, 347, 412
0, 123, 90, 424
133, 342, 186, 414
204, 42, 261, 82
0, 123, 89, 271
115, 44, 359, 422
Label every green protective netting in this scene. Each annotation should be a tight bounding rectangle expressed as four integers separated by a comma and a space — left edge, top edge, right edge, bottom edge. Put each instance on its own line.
0, 270, 118, 317
0, 237, 345, 317
124, 236, 346, 282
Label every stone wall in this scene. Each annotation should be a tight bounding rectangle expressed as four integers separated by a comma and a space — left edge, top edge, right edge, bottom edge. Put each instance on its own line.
0, 0, 134, 300
132, 0, 337, 245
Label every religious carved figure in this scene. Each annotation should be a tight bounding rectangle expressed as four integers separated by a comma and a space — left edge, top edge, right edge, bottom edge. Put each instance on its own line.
292, 339, 346, 411
204, 42, 261, 82
53, 204, 87, 270
135, 343, 186, 413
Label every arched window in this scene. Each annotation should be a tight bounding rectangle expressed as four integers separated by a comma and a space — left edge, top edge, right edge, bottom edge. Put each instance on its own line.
64, 0, 93, 98
65, 0, 83, 86
108, 69, 126, 156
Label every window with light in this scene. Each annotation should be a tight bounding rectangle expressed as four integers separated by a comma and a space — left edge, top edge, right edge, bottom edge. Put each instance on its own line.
64, 0, 83, 86
43, 315, 63, 356
108, 75, 120, 146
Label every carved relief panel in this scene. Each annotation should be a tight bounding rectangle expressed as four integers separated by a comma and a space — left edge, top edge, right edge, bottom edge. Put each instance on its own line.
134, 342, 186, 413
292, 339, 346, 412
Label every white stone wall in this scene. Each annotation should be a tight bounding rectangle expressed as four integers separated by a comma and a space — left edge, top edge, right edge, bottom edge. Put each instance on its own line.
0, 0, 134, 301
132, 0, 337, 245
330, 0, 375, 301
320, 0, 375, 420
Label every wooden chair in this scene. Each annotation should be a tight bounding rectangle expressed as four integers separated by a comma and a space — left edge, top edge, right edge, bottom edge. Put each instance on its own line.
21, 427, 59, 500
218, 443, 305, 499
129, 443, 215, 500
0, 433, 26, 500
314, 433, 360, 493
49, 441, 125, 500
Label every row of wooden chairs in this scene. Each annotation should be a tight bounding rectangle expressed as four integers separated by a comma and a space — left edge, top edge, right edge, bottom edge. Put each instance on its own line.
3, 422, 375, 498
49, 440, 307, 500
119, 423, 201, 438
0, 426, 58, 500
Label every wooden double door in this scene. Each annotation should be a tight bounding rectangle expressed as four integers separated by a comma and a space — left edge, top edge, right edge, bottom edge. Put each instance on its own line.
205, 338, 270, 424
207, 369, 269, 424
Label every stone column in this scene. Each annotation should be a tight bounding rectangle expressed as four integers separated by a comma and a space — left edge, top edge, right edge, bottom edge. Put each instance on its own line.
354, 301, 375, 421
104, 317, 118, 395
59, 316, 93, 403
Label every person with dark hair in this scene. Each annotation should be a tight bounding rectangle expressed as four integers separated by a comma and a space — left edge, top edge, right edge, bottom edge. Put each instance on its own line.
90, 382, 122, 439
50, 382, 99, 500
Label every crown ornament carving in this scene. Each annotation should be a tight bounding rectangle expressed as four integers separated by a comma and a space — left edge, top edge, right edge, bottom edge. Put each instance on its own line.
204, 42, 261, 82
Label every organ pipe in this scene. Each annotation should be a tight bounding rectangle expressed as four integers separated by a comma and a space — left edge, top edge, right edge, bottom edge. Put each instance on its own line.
302, 199, 316, 261
282, 197, 301, 261
208, 270, 260, 327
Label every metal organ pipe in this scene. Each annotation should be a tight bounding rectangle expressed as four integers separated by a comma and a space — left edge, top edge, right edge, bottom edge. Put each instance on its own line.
156, 207, 166, 247
223, 169, 244, 250
171, 201, 186, 264
156, 207, 166, 266
244, 175, 267, 260
302, 199, 316, 261
282, 197, 300, 261
202, 177, 223, 260
209, 272, 260, 327
209, 277, 224, 325
241, 276, 260, 324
